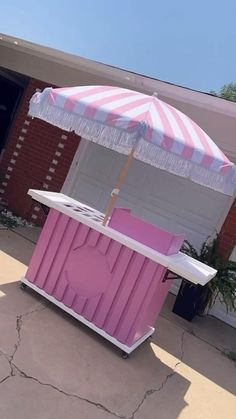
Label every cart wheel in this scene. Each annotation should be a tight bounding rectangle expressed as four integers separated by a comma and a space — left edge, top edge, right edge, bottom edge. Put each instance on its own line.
121, 351, 129, 359
20, 283, 27, 290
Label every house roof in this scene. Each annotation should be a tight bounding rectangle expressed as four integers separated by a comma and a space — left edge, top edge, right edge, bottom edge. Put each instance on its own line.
0, 33, 235, 163
1, 33, 236, 118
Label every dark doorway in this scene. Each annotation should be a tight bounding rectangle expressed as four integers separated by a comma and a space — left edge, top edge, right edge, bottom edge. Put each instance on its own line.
0, 68, 28, 153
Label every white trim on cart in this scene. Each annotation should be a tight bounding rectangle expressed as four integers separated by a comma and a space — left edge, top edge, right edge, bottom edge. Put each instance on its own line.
28, 189, 217, 286
21, 277, 154, 354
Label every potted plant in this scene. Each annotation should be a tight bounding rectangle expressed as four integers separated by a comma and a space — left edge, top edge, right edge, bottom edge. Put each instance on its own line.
172, 237, 236, 321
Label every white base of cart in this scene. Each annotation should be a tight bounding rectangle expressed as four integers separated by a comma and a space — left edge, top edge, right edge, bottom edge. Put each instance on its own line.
21, 277, 154, 355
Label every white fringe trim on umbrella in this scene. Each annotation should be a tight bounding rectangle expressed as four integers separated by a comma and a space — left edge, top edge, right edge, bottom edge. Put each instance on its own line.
29, 98, 138, 155
29, 98, 236, 196
135, 139, 236, 196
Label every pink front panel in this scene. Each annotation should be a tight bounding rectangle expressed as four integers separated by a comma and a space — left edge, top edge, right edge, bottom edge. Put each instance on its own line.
108, 208, 185, 255
26, 209, 180, 347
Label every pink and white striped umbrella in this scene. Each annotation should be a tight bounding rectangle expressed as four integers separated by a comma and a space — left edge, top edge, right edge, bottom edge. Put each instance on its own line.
29, 85, 236, 195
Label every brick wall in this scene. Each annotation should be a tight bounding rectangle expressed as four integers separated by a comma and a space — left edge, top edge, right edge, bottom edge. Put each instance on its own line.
218, 199, 236, 258
0, 78, 79, 224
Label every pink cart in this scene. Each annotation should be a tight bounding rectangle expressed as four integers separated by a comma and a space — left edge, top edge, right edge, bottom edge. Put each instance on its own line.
21, 189, 216, 357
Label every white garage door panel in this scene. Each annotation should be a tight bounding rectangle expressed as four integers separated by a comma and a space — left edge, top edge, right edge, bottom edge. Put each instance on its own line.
148, 171, 226, 228
74, 174, 109, 207
69, 142, 229, 250
64, 141, 234, 326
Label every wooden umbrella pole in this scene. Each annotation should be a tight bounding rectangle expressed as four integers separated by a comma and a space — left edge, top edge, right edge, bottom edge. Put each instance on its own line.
102, 143, 137, 226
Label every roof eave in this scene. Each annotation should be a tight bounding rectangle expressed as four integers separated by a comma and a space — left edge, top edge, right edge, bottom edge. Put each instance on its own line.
1, 33, 236, 117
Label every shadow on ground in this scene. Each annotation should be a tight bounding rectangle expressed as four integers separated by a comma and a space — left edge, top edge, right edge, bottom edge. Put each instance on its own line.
0, 227, 235, 418
0, 280, 190, 419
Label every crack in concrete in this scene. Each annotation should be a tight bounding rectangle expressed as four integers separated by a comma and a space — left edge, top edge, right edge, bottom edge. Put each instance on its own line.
130, 330, 186, 419
12, 362, 126, 419
187, 329, 236, 358
11, 314, 22, 360
0, 303, 188, 419
0, 349, 13, 385
160, 312, 236, 356
7, 329, 186, 419
0, 304, 125, 418
0, 304, 49, 379
1, 294, 233, 418
0, 375, 11, 384
10, 304, 48, 360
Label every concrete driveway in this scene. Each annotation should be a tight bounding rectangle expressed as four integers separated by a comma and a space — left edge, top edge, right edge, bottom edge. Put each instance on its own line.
0, 227, 235, 419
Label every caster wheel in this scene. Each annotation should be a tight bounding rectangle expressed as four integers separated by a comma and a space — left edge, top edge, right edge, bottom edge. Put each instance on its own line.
20, 283, 27, 290
121, 351, 129, 359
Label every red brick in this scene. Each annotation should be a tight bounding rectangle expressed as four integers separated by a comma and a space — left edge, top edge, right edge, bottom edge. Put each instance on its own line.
0, 78, 79, 224
218, 199, 236, 258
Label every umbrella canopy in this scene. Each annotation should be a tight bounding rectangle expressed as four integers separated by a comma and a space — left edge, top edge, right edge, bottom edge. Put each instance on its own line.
29, 85, 236, 196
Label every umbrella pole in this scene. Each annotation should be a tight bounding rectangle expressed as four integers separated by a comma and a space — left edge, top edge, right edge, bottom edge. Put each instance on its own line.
102, 144, 137, 226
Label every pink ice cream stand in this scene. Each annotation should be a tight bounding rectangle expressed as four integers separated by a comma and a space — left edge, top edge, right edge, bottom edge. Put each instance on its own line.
21, 86, 236, 356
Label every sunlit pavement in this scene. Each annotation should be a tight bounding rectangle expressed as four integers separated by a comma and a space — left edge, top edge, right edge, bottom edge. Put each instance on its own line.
0, 227, 235, 419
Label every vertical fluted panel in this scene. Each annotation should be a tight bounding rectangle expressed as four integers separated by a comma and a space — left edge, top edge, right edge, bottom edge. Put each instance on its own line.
26, 209, 172, 347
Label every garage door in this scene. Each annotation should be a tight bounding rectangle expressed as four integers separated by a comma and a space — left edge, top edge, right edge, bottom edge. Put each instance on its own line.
63, 140, 234, 326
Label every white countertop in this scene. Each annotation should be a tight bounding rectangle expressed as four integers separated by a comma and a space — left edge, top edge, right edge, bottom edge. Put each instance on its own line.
28, 189, 217, 286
